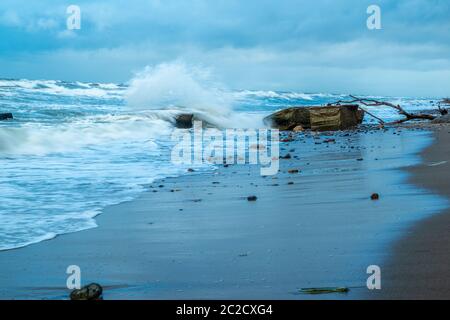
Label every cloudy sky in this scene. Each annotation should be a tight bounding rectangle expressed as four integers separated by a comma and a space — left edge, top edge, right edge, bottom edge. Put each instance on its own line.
0, 0, 449, 96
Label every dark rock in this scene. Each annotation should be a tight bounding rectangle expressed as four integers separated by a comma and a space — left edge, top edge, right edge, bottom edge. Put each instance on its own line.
371, 193, 380, 200
175, 114, 194, 128
187, 168, 195, 172
288, 169, 299, 174
174, 113, 214, 129
0, 113, 13, 121
247, 196, 258, 201
70, 283, 103, 300
264, 105, 364, 131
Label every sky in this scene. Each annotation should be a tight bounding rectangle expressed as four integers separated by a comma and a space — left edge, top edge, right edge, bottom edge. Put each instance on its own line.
0, 0, 449, 97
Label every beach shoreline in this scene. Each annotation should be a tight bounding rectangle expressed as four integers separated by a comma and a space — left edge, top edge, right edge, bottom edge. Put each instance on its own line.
369, 124, 450, 299
0, 126, 449, 300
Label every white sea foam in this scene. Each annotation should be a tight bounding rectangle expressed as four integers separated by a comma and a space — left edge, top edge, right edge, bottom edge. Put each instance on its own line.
0, 113, 196, 251
235, 90, 316, 101
0, 79, 123, 98
125, 62, 265, 128
0, 114, 172, 155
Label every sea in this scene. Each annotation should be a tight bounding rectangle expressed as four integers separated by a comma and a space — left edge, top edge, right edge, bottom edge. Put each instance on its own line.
0, 63, 442, 251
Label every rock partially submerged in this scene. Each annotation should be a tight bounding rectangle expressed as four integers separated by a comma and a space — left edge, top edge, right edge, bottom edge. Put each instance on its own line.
70, 283, 103, 300
0, 113, 13, 121
264, 105, 364, 131
174, 113, 214, 129
175, 114, 194, 128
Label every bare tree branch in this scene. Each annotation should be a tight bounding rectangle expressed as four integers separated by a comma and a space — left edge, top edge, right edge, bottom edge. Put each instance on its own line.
332, 95, 438, 125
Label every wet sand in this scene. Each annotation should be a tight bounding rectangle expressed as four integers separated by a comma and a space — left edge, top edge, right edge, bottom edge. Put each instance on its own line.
0, 127, 447, 299
369, 124, 450, 299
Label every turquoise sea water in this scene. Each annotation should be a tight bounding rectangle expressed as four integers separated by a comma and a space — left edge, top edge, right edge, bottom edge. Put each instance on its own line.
0, 77, 443, 251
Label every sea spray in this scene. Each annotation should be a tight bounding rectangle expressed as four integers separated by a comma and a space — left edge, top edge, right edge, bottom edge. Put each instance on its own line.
125, 62, 264, 128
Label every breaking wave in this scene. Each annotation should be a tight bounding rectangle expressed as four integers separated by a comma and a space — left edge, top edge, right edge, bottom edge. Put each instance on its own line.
0, 79, 124, 98
125, 62, 264, 128
0, 114, 173, 155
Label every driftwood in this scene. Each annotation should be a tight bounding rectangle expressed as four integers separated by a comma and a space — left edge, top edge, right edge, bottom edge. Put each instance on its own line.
332, 95, 445, 125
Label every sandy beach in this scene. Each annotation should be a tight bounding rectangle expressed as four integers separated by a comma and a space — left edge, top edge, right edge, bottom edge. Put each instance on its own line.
0, 0, 449, 305
0, 126, 448, 300
368, 124, 450, 299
